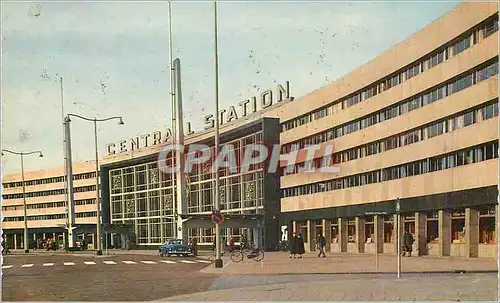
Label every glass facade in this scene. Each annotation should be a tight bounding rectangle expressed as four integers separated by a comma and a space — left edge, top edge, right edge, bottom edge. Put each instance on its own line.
108, 131, 265, 246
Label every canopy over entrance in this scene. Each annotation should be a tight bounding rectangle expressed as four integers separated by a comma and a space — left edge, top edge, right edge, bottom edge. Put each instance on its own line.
179, 213, 264, 229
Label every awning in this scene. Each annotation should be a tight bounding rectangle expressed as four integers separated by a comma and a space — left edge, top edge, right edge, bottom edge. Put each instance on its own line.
102, 223, 134, 233
179, 214, 265, 229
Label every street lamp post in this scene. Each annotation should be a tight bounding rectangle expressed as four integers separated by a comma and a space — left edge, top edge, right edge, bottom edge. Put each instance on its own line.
213, 0, 223, 269
66, 114, 124, 255
2, 149, 43, 253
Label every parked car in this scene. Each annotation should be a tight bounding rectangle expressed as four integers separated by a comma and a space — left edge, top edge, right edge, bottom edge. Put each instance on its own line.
159, 239, 191, 257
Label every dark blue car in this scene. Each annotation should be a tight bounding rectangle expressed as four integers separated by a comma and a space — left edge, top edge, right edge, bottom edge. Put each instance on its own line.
159, 239, 191, 257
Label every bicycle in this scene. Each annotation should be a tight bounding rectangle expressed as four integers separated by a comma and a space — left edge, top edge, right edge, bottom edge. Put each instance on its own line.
277, 240, 289, 252
230, 244, 264, 263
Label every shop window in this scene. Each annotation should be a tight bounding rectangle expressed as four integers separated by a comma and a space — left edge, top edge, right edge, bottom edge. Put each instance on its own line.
451, 209, 466, 243
479, 206, 496, 244
427, 212, 439, 243
383, 216, 394, 243
403, 214, 415, 235
315, 221, 323, 238
347, 219, 356, 243
331, 222, 339, 243
365, 217, 374, 243
298, 221, 308, 241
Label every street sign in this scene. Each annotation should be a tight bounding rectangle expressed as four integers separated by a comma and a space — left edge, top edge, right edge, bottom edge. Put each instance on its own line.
211, 211, 224, 225
102, 224, 110, 233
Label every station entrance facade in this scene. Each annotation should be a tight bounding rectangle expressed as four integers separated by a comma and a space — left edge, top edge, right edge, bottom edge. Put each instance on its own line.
101, 118, 281, 251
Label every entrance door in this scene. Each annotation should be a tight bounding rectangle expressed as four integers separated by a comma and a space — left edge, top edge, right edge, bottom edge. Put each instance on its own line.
57, 234, 64, 249
86, 234, 94, 250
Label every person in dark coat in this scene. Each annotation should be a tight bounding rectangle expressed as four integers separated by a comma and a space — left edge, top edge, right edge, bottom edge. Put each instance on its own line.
316, 233, 326, 258
228, 236, 235, 253
191, 237, 198, 256
402, 230, 414, 257
289, 233, 298, 258
296, 234, 305, 258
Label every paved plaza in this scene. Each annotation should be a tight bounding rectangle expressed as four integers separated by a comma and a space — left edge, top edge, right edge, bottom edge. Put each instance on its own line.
162, 273, 498, 301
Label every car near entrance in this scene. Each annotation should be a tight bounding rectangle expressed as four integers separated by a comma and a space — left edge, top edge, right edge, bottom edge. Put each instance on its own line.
159, 239, 191, 257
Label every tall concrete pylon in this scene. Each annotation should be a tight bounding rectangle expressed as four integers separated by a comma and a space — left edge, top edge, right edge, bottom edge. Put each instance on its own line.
173, 58, 188, 242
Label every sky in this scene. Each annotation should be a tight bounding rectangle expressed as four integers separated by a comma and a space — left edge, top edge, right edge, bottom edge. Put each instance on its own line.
1, 0, 461, 175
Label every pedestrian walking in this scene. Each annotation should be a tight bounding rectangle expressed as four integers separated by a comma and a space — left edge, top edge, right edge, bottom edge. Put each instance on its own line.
296, 234, 305, 258
316, 233, 326, 258
402, 230, 414, 257
289, 232, 298, 258
228, 236, 235, 253
191, 237, 198, 256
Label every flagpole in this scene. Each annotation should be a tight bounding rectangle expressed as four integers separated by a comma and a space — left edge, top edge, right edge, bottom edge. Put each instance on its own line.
60, 76, 71, 248
168, 0, 177, 239
213, 0, 223, 268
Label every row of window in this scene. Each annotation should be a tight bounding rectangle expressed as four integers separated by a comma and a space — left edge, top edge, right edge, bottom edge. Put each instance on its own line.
2, 171, 97, 189
3, 211, 97, 222
283, 100, 498, 175
2, 185, 96, 200
2, 199, 97, 212
282, 59, 498, 154
281, 16, 499, 132
282, 141, 499, 198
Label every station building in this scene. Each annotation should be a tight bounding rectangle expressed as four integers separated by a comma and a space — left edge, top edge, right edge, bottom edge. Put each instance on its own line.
2, 2, 498, 257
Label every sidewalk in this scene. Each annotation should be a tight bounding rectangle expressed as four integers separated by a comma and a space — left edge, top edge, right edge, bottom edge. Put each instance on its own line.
160, 273, 498, 301
201, 251, 498, 275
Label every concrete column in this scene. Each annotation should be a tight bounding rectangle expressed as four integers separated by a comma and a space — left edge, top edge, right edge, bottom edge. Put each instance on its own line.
374, 215, 383, 253
307, 220, 316, 251
439, 210, 451, 257
415, 212, 428, 256
465, 208, 479, 258
252, 228, 261, 249
496, 205, 499, 258
292, 221, 298, 234
43, 233, 46, 239
355, 217, 365, 253
393, 214, 398, 252
338, 218, 348, 252
14, 234, 17, 250
323, 219, 331, 252
246, 229, 252, 247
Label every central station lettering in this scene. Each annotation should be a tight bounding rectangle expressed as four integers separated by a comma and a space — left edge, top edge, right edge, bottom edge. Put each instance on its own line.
203, 81, 293, 130
105, 81, 293, 155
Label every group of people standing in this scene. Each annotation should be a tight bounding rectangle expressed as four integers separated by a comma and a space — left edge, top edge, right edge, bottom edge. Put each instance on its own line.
288, 233, 305, 258
288, 232, 328, 259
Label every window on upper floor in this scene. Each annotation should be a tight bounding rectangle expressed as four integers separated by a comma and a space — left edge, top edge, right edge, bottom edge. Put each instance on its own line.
448, 74, 473, 94
452, 36, 471, 56
314, 108, 329, 120
483, 18, 499, 39
476, 62, 498, 82
405, 64, 420, 80
428, 50, 445, 69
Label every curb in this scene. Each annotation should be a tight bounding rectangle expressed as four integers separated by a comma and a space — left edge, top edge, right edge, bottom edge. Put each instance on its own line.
199, 269, 498, 275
